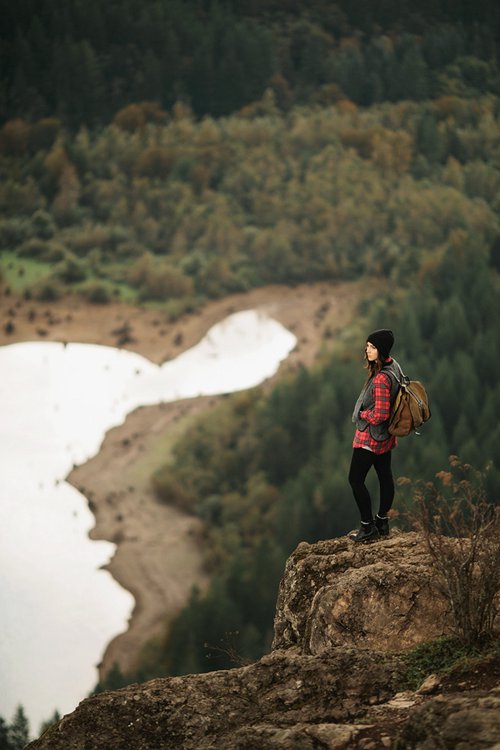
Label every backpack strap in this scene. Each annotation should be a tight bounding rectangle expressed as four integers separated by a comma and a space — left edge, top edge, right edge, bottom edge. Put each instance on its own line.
382, 358, 407, 387
385, 358, 409, 387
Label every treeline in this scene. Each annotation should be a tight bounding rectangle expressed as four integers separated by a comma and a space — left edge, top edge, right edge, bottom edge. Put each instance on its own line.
1, 0, 499, 127
98, 238, 500, 686
0, 706, 60, 748
1, 95, 499, 319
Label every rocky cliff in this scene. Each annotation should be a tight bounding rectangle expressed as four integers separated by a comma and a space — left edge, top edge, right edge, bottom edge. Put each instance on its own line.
28, 532, 499, 750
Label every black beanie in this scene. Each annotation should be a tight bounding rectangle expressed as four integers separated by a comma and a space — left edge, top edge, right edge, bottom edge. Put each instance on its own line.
366, 329, 394, 359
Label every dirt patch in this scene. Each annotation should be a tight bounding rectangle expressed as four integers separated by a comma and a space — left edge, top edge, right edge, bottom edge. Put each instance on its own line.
1, 280, 369, 678
0, 281, 364, 368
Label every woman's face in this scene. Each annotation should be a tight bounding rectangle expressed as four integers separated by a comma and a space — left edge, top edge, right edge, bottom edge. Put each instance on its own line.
365, 341, 379, 362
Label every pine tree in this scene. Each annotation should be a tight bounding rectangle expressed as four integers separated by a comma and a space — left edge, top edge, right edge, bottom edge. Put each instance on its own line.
416, 109, 446, 164
0, 717, 13, 750
336, 45, 366, 104
399, 40, 429, 100
7, 707, 30, 750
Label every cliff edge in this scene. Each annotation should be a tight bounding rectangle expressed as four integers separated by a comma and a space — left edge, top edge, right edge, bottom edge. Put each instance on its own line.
28, 532, 499, 749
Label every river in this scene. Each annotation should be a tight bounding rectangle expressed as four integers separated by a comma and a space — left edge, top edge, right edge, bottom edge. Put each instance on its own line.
0, 309, 296, 735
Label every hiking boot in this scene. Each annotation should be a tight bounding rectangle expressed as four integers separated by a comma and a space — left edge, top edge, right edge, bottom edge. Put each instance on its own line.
375, 514, 390, 537
349, 520, 379, 543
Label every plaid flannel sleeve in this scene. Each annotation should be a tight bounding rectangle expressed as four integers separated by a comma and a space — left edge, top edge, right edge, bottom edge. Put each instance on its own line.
360, 373, 391, 425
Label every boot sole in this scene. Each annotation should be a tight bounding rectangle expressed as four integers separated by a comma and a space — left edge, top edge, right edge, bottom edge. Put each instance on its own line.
349, 533, 380, 543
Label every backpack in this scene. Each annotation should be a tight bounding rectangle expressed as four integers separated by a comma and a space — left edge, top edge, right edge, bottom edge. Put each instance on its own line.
388, 369, 431, 437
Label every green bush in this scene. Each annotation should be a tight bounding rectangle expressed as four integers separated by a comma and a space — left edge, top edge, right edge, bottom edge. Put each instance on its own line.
54, 254, 87, 283
128, 254, 194, 301
32, 279, 63, 301
400, 635, 498, 690
151, 468, 196, 512
17, 238, 49, 258
17, 239, 66, 262
115, 241, 148, 259
31, 209, 56, 240
0, 218, 30, 249
83, 282, 112, 304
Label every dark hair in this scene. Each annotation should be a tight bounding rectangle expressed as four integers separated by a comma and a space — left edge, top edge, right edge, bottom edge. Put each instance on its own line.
363, 350, 384, 384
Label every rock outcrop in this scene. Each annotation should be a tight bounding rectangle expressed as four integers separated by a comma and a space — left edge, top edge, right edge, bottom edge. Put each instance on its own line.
273, 531, 451, 654
28, 649, 403, 750
28, 532, 499, 750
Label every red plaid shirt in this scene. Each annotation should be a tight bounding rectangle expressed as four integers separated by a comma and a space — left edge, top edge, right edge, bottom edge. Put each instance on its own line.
352, 369, 397, 454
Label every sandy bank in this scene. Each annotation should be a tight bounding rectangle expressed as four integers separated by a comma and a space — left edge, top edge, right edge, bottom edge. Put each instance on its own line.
1, 280, 365, 678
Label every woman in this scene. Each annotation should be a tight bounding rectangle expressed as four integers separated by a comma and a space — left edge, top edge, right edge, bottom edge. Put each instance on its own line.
348, 329, 402, 542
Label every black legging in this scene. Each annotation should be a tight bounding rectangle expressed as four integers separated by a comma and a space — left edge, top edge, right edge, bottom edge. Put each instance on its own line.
348, 448, 395, 523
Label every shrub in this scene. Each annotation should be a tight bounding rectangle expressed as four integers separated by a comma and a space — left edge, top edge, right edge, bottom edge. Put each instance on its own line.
407, 456, 499, 646
113, 101, 167, 133
83, 282, 112, 304
128, 253, 193, 300
0, 218, 30, 248
113, 103, 147, 132
66, 224, 131, 256
31, 209, 56, 239
41, 242, 67, 262
164, 296, 200, 321
0, 178, 44, 216
0, 118, 31, 155
54, 254, 87, 283
140, 264, 193, 300
32, 279, 63, 301
17, 239, 66, 262
152, 468, 195, 513
134, 147, 175, 179
399, 635, 497, 690
115, 241, 148, 259
17, 238, 49, 258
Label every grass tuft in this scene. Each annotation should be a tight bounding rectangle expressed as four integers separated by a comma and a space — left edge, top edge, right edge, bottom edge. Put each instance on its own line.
399, 634, 499, 691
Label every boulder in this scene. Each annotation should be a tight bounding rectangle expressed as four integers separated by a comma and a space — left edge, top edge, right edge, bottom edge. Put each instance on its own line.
273, 531, 451, 654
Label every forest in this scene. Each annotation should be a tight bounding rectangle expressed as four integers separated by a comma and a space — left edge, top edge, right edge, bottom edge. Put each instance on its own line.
1, 0, 500, 735
1, 0, 500, 127
1, 96, 499, 315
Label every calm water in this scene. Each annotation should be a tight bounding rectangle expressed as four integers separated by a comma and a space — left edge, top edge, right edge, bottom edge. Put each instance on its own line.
0, 310, 296, 734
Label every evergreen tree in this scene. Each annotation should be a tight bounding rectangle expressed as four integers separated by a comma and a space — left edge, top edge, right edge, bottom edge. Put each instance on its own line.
7, 707, 30, 750
399, 40, 429, 101
94, 663, 129, 693
336, 45, 366, 103
0, 717, 13, 750
416, 109, 446, 163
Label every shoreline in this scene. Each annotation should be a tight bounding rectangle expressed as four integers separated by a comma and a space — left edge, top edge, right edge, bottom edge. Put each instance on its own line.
1, 280, 364, 678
